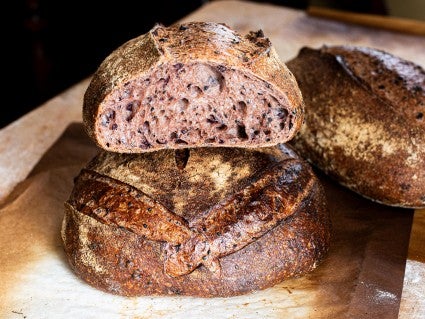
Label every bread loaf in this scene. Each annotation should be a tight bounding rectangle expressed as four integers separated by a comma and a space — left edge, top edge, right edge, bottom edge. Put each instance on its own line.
287, 45, 425, 208
61, 144, 331, 297
83, 22, 304, 153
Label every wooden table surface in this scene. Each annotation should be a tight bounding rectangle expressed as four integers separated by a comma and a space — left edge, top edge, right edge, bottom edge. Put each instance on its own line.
0, 1, 423, 318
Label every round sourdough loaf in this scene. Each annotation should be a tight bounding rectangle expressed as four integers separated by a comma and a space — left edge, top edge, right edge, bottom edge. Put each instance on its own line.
83, 22, 304, 153
287, 46, 425, 208
61, 144, 331, 297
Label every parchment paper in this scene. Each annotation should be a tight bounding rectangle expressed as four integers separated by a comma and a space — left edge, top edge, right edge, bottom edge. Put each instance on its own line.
0, 123, 413, 319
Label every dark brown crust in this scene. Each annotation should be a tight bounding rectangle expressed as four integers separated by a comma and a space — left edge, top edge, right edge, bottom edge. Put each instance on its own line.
61, 145, 331, 297
287, 46, 425, 208
163, 159, 316, 277
69, 169, 192, 245
83, 22, 304, 153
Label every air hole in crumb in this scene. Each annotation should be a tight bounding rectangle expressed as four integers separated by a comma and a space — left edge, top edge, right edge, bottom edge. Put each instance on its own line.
189, 85, 202, 97
237, 124, 248, 140
276, 108, 288, 119
216, 124, 228, 131
176, 98, 189, 111
101, 109, 116, 126
206, 114, 219, 124
238, 101, 247, 114
176, 139, 188, 145
217, 65, 226, 73
264, 130, 271, 135
139, 140, 151, 149
417, 112, 423, 120
174, 62, 184, 70
125, 101, 140, 122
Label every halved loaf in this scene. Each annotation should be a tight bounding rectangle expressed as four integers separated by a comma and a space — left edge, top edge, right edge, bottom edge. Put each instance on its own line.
287, 45, 425, 208
83, 22, 304, 153
61, 144, 331, 297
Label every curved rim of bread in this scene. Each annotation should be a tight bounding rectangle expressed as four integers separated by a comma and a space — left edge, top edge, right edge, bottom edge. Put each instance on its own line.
287, 45, 425, 208
83, 21, 304, 153
61, 144, 331, 297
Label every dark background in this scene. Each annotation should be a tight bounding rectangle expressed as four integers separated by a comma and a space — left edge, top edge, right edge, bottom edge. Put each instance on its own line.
2, 0, 390, 128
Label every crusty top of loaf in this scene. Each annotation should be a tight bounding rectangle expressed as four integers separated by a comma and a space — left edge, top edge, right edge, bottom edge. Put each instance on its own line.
83, 145, 297, 220
83, 22, 304, 150
322, 45, 425, 126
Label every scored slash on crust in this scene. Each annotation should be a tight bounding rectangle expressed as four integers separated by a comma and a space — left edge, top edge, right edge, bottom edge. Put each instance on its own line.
68, 158, 315, 277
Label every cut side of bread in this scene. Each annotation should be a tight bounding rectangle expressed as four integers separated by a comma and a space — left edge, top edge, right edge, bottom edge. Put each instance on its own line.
287, 45, 425, 208
83, 22, 304, 153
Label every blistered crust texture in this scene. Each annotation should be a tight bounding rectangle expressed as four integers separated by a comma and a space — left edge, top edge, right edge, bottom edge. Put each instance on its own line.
62, 145, 331, 297
83, 22, 304, 153
287, 45, 425, 208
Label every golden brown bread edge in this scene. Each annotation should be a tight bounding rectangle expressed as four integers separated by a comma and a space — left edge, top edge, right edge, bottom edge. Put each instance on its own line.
287, 45, 425, 208
61, 145, 331, 297
83, 22, 304, 153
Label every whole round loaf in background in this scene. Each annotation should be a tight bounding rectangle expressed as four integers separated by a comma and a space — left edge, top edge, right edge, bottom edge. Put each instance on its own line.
61, 144, 331, 297
83, 22, 304, 153
287, 45, 425, 208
